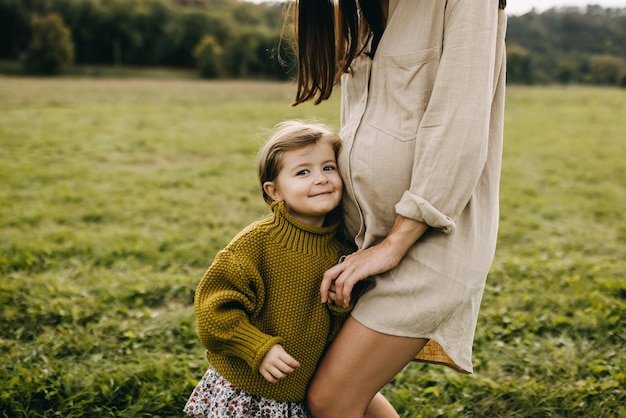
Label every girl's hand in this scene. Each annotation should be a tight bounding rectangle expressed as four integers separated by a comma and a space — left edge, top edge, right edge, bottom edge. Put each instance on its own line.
259, 344, 300, 383
321, 215, 429, 307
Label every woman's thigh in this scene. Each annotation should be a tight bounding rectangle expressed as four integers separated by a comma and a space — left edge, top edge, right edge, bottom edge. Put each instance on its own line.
307, 316, 428, 417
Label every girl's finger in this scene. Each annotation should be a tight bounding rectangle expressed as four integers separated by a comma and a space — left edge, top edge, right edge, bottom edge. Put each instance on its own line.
260, 369, 277, 383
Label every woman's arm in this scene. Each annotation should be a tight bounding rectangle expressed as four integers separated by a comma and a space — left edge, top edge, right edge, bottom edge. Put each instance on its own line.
396, 0, 503, 229
321, 215, 428, 307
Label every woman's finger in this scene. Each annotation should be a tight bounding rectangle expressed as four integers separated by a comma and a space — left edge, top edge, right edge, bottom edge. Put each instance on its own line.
335, 272, 357, 307
332, 256, 364, 306
320, 263, 344, 303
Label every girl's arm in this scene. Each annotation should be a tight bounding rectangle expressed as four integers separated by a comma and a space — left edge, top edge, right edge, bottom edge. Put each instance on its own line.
195, 250, 284, 372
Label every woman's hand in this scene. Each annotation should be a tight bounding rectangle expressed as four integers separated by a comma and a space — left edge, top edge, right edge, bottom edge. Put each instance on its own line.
321, 215, 429, 307
259, 344, 300, 383
321, 241, 402, 307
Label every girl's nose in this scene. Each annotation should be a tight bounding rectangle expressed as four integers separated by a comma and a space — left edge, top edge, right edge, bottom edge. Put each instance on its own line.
314, 171, 329, 184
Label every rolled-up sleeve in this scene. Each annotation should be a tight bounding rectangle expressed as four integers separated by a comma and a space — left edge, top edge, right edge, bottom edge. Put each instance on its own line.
396, 0, 500, 233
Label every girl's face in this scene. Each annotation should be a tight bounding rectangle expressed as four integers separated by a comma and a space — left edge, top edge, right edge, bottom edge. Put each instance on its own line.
263, 141, 342, 227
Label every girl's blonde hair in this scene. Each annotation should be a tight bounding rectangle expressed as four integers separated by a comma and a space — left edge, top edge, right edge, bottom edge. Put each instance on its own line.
258, 120, 341, 205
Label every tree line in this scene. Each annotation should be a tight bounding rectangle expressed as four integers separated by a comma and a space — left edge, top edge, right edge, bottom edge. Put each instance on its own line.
0, 0, 294, 78
1, 0, 625, 86
507, 5, 626, 86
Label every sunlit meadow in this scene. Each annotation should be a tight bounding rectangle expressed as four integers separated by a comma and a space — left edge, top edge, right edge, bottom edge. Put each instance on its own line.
0, 77, 624, 417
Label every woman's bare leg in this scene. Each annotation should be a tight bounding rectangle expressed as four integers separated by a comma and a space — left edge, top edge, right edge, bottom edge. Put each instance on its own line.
307, 316, 428, 418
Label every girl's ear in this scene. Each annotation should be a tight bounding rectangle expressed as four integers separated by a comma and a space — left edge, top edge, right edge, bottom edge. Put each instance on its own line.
263, 181, 283, 202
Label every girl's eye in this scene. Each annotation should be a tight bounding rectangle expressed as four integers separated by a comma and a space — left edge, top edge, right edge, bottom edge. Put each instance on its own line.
323, 165, 337, 172
296, 169, 310, 176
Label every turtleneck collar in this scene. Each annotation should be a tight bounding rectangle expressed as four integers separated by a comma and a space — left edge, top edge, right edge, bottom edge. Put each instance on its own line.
264, 201, 341, 256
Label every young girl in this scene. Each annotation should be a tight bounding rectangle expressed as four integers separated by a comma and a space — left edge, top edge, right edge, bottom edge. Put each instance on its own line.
183, 120, 354, 418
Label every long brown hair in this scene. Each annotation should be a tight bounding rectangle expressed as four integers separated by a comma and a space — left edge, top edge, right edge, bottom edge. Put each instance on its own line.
292, 0, 507, 106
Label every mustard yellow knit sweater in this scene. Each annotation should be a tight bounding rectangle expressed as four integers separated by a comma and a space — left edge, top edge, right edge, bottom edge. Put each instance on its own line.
194, 201, 353, 402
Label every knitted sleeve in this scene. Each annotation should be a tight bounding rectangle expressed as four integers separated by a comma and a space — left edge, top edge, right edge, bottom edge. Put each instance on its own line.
194, 249, 284, 371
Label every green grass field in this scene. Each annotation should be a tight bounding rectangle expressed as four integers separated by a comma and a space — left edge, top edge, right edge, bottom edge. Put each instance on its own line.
1, 77, 624, 417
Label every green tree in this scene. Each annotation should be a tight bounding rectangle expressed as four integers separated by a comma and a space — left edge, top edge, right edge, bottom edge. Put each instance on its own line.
166, 9, 232, 67
506, 44, 534, 84
587, 54, 626, 86
22, 13, 74, 75
505, 7, 626, 85
0, 0, 30, 59
53, 0, 112, 64
223, 29, 259, 78
193, 34, 222, 78
107, 0, 179, 66
557, 61, 575, 84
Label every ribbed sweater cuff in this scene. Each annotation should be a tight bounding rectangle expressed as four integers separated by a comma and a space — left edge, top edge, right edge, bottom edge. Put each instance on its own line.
328, 302, 353, 314
222, 321, 284, 371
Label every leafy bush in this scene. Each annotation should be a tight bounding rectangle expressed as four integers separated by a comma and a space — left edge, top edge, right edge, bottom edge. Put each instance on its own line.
22, 13, 74, 75
507, 43, 535, 84
193, 35, 223, 78
587, 54, 626, 86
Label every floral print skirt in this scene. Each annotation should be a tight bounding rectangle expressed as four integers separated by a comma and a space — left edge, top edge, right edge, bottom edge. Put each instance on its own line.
183, 367, 311, 418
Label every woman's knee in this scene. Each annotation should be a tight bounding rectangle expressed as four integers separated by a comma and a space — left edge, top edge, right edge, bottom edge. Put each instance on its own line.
306, 378, 334, 417
307, 375, 370, 418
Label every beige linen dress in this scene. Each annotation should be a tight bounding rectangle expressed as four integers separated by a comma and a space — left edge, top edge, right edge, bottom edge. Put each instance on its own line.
338, 0, 507, 373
